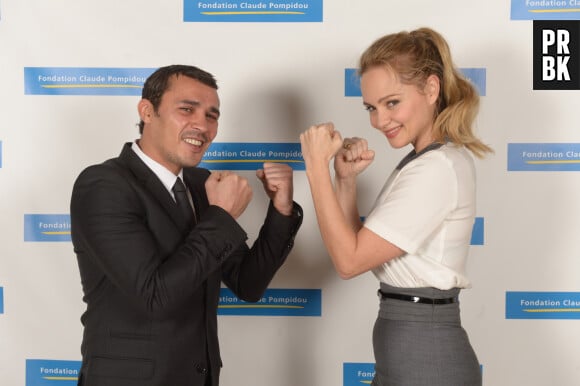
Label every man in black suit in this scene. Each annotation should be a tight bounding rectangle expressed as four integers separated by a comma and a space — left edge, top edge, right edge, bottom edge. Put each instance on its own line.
70, 65, 303, 386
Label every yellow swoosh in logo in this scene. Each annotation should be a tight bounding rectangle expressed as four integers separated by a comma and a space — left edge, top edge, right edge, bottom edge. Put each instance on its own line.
202, 159, 303, 163
530, 8, 580, 13
524, 308, 580, 313
43, 376, 78, 381
42, 84, 142, 89
526, 160, 580, 164
41, 231, 71, 235
219, 305, 304, 309
201, 11, 305, 15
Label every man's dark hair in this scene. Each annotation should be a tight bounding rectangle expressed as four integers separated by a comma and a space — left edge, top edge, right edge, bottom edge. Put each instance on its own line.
138, 65, 218, 133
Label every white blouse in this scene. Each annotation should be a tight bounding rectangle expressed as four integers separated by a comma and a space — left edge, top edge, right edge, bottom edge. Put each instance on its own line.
364, 143, 477, 290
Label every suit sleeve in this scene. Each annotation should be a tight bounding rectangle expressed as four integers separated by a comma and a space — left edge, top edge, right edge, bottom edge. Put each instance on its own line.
71, 164, 248, 318
221, 201, 303, 302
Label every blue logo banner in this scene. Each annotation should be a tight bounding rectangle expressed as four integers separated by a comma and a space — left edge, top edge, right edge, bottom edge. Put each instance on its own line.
24, 67, 155, 96
344, 69, 361, 97
511, 0, 580, 20
26, 359, 80, 385
184, 0, 323, 22
470, 217, 484, 245
506, 291, 580, 319
461, 68, 487, 96
199, 142, 304, 170
345, 68, 486, 97
0, 287, 4, 314
508, 143, 580, 171
343, 362, 375, 386
24, 214, 71, 242
218, 288, 321, 316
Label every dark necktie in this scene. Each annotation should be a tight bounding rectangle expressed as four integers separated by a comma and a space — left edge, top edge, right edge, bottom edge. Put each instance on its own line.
172, 177, 195, 228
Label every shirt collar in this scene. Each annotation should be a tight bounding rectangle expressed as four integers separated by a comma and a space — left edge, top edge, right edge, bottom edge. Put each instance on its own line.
131, 141, 183, 197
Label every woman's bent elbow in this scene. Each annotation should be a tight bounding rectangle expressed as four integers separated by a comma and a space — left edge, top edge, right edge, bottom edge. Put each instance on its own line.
335, 266, 361, 280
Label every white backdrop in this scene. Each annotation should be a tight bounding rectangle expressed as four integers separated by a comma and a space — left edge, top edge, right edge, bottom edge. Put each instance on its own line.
1, 1, 580, 385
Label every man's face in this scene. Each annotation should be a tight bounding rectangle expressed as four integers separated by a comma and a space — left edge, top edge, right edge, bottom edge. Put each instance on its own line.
138, 75, 220, 175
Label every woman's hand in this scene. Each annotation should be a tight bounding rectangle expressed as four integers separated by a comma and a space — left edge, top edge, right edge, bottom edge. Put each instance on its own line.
299, 122, 343, 171
334, 137, 375, 180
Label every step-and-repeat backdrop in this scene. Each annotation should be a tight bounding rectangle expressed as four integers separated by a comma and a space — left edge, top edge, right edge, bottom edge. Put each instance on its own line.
1, 1, 580, 385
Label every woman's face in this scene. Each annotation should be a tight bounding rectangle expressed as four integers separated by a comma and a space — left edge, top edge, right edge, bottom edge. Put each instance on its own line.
360, 66, 439, 153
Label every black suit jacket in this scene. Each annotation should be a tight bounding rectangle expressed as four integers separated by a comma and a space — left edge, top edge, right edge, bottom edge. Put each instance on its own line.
70, 143, 302, 386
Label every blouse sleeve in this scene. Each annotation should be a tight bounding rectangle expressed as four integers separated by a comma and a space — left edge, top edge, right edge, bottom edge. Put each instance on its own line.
363, 152, 458, 254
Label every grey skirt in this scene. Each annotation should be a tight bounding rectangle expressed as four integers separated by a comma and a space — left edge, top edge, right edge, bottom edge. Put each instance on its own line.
372, 283, 481, 386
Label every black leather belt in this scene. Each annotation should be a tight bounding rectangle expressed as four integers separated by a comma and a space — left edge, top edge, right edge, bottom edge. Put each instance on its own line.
377, 289, 458, 305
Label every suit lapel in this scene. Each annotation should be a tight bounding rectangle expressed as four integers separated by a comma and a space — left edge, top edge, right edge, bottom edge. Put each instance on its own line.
117, 143, 189, 232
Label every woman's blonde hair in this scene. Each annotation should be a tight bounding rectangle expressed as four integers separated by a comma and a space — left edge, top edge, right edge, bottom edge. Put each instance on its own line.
359, 27, 492, 158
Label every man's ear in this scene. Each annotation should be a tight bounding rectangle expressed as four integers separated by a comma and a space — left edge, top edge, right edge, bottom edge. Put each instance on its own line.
425, 74, 441, 105
138, 99, 154, 123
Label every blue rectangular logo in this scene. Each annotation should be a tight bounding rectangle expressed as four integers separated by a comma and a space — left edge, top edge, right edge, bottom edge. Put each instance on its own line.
26, 359, 81, 385
470, 217, 484, 245
24, 214, 71, 242
218, 288, 321, 316
343, 362, 375, 386
511, 0, 580, 20
508, 143, 580, 171
184, 0, 323, 22
0, 287, 4, 314
345, 68, 486, 97
506, 291, 580, 319
24, 67, 155, 96
460, 68, 487, 96
344, 69, 361, 97
199, 142, 304, 170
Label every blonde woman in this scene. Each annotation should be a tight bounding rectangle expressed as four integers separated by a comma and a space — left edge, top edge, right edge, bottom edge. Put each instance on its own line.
300, 28, 492, 386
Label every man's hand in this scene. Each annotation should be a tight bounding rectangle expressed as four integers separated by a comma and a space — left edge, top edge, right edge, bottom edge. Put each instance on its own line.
256, 163, 294, 216
205, 171, 253, 219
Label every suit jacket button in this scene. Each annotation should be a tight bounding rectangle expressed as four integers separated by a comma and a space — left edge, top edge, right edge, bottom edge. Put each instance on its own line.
195, 364, 208, 374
